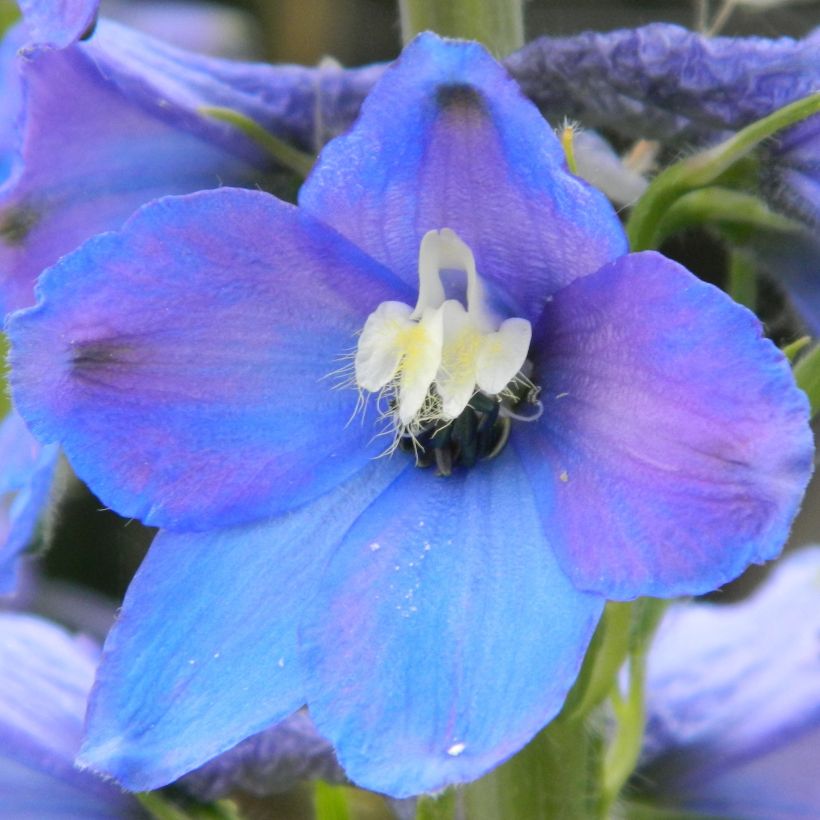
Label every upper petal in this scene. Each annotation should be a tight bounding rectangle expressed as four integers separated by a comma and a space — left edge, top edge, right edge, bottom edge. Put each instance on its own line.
79, 458, 405, 791
9, 188, 411, 530
517, 251, 813, 599
301, 448, 603, 797
299, 32, 627, 321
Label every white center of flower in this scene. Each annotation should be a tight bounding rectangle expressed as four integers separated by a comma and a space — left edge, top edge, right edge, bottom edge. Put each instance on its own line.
355, 228, 532, 435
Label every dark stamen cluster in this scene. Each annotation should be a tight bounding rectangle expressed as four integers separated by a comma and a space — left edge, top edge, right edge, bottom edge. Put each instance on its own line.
399, 376, 539, 476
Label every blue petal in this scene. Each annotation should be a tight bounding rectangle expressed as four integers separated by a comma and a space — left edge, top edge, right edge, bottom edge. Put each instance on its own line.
18, 0, 98, 48
516, 251, 813, 599
9, 188, 410, 530
300, 448, 603, 797
0, 612, 144, 818
1, 17, 335, 314
0, 409, 60, 595
638, 546, 820, 817
79, 458, 405, 791
300, 32, 626, 321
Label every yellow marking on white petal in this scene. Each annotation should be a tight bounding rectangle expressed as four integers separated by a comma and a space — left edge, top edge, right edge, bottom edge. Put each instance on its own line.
559, 470, 569, 483
353, 227, 533, 436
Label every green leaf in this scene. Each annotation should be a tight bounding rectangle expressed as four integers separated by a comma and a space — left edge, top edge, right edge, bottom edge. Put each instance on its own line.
627, 93, 820, 251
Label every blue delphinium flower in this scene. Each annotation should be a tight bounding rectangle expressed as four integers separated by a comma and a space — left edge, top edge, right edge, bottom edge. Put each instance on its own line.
633, 546, 820, 818
7, 33, 813, 797
0, 611, 146, 819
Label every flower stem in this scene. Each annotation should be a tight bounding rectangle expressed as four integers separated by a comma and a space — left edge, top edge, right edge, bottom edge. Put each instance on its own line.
460, 715, 605, 820
627, 93, 820, 252
398, 0, 524, 55
198, 106, 315, 179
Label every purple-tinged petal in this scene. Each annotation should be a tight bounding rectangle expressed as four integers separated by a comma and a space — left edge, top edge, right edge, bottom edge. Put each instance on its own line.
301, 448, 603, 797
300, 33, 626, 321
18, 0, 98, 48
0, 612, 144, 818
637, 547, 820, 817
517, 251, 812, 599
507, 24, 820, 142
182, 712, 345, 800
9, 188, 409, 531
0, 17, 353, 314
765, 114, 820, 228
79, 458, 406, 791
0, 409, 59, 595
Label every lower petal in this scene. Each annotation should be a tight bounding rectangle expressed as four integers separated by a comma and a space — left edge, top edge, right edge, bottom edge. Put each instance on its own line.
521, 251, 813, 599
79, 457, 406, 791
301, 449, 603, 797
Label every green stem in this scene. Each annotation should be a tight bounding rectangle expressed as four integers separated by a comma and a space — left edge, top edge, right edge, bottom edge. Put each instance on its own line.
461, 715, 604, 820
794, 344, 820, 419
398, 0, 524, 55
416, 790, 458, 820
602, 649, 648, 812
727, 249, 758, 312
654, 187, 798, 246
627, 93, 820, 251
198, 106, 315, 178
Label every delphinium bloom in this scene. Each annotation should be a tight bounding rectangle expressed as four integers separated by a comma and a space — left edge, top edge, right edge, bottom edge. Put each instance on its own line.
8, 33, 813, 797
631, 546, 820, 818
0, 609, 343, 817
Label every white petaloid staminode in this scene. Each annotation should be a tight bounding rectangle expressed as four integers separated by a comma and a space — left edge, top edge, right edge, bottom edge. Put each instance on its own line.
355, 228, 532, 432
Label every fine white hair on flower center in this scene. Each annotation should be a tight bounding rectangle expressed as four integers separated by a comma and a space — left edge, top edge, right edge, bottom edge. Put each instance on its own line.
354, 228, 532, 438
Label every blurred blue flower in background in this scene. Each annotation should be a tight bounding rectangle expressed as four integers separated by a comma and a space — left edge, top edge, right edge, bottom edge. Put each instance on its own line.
0, 611, 145, 819
634, 546, 820, 818
0, 409, 58, 594
8, 28, 813, 798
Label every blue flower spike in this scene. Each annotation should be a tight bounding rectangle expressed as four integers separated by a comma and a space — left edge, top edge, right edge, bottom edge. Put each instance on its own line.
7, 33, 814, 798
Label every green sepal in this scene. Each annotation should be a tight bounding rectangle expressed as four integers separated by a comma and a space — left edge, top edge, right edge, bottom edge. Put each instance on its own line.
627, 93, 820, 252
